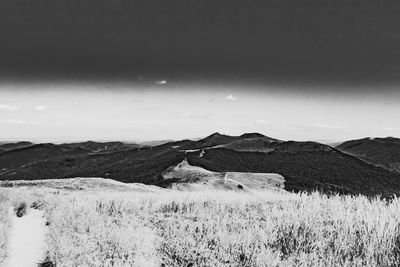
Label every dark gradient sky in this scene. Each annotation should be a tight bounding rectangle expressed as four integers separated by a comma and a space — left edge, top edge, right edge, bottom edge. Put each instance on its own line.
1, 0, 400, 85
1, 1, 400, 142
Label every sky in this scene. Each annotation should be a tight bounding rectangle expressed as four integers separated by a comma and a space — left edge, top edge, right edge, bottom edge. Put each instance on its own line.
1, 0, 400, 76
0, 0, 400, 143
1, 82, 399, 143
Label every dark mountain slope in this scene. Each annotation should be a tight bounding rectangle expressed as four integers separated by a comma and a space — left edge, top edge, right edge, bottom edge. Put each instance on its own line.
181, 132, 243, 150
0, 142, 186, 183
206, 133, 282, 153
0, 141, 33, 151
187, 148, 400, 197
179, 132, 281, 151
274, 141, 333, 152
0, 140, 140, 176
216, 138, 276, 153
0, 143, 88, 170
61, 141, 139, 153
338, 137, 400, 172
139, 139, 175, 147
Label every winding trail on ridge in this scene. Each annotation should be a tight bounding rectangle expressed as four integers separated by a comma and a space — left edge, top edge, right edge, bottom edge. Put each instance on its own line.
2, 208, 47, 267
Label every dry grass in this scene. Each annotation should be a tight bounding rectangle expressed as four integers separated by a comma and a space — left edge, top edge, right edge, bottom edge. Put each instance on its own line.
0, 189, 11, 264
45, 194, 160, 266
153, 193, 400, 267
2, 184, 400, 266
37, 190, 400, 266
0, 187, 51, 264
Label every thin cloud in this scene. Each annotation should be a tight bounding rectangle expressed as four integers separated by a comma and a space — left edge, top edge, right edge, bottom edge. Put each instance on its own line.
34, 105, 48, 111
382, 127, 400, 131
156, 80, 167, 85
225, 95, 238, 102
180, 112, 207, 118
54, 122, 68, 126
255, 120, 269, 125
311, 123, 346, 129
209, 95, 239, 103
0, 104, 19, 111
0, 119, 24, 124
207, 94, 239, 103
0, 119, 42, 125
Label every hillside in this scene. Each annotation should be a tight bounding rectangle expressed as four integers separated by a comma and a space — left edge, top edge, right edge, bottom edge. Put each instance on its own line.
0, 141, 187, 183
207, 133, 281, 153
187, 148, 400, 197
1, 133, 400, 196
0, 177, 165, 193
61, 141, 139, 153
161, 159, 285, 192
337, 137, 400, 173
0, 141, 33, 152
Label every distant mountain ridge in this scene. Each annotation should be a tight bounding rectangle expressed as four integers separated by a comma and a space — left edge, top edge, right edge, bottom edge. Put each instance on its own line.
0, 141, 34, 152
1, 133, 400, 197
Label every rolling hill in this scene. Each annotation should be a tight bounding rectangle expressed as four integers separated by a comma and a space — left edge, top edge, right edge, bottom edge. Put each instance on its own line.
187, 147, 400, 197
161, 159, 285, 192
61, 141, 139, 153
0, 141, 33, 152
1, 133, 400, 197
337, 137, 400, 173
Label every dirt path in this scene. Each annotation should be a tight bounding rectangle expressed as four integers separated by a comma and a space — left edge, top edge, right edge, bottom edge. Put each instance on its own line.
2, 208, 47, 267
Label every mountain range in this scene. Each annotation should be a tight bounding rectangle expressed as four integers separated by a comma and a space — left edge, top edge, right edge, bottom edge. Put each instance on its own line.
1, 133, 400, 197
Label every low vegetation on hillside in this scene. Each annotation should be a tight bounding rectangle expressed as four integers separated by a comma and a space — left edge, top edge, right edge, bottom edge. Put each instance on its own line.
2, 183, 400, 267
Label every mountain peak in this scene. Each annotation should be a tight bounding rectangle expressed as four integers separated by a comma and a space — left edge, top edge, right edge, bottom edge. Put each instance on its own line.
207, 132, 223, 138
200, 132, 231, 141
240, 133, 265, 138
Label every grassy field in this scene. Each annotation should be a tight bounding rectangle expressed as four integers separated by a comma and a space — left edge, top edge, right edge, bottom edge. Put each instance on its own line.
2, 181, 400, 266
0, 190, 10, 264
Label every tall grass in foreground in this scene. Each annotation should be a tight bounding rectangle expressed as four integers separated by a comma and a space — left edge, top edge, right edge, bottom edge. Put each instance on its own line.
32, 191, 400, 266
0, 189, 11, 264
45, 195, 160, 266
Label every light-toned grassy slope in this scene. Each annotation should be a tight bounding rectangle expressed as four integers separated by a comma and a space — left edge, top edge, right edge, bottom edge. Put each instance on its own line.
163, 159, 285, 192
225, 172, 284, 190
0, 177, 166, 193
